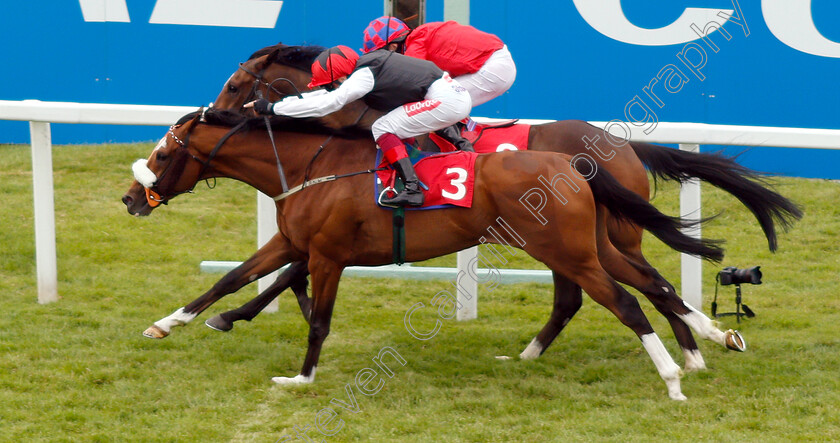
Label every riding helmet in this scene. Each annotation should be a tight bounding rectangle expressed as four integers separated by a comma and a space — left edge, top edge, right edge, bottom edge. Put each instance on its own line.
307, 45, 360, 89
362, 16, 411, 53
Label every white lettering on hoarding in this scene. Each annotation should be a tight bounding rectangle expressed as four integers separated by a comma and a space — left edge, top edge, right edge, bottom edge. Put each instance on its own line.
572, 0, 734, 46
762, 0, 840, 58
78, 0, 130, 22
149, 0, 283, 28
573, 0, 840, 58
78, 0, 283, 28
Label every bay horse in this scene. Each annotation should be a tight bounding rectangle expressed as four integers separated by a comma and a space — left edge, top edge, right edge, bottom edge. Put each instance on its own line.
124, 108, 733, 399
200, 43, 798, 362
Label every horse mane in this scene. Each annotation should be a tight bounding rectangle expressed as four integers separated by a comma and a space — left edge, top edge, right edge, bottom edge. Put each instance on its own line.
247, 42, 326, 72
176, 109, 371, 140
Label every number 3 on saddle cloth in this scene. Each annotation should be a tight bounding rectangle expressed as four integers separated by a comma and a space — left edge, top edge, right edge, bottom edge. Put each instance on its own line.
375, 146, 478, 209
374, 122, 530, 209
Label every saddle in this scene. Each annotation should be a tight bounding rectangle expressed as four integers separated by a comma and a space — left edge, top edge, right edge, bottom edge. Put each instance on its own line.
429, 120, 531, 153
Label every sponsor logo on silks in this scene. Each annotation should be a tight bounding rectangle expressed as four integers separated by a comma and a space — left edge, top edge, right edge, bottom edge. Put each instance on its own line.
404, 99, 442, 117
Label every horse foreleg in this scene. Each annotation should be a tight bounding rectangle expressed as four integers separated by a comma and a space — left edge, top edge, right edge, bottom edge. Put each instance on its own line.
143, 233, 297, 339
520, 272, 582, 359
272, 254, 342, 385
205, 261, 312, 332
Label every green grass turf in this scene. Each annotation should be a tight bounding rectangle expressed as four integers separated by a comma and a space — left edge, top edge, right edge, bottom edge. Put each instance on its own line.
1, 141, 839, 442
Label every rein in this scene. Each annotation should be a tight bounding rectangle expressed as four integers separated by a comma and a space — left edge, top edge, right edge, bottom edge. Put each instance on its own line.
271, 106, 375, 200
194, 119, 250, 181
272, 167, 386, 201
237, 62, 306, 193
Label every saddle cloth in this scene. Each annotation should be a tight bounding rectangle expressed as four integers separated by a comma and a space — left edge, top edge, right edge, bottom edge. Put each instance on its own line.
375, 147, 478, 209
429, 120, 531, 153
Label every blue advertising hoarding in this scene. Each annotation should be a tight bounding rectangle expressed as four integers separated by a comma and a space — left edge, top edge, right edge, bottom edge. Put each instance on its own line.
1, 1, 838, 178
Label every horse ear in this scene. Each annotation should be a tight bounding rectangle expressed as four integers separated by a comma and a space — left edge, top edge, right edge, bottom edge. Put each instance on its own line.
258, 48, 282, 70
183, 108, 204, 129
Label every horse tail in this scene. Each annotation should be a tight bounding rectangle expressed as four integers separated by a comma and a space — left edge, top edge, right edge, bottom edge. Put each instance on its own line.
587, 167, 725, 262
629, 141, 803, 251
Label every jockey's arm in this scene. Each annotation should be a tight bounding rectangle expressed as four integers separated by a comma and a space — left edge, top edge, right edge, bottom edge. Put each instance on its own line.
270, 68, 374, 118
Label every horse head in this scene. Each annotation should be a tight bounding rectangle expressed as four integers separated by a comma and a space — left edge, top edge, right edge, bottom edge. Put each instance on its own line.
122, 112, 206, 215
213, 43, 323, 116
212, 43, 379, 128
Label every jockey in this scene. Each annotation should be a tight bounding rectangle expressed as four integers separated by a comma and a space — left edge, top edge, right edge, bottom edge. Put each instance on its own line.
246, 45, 472, 207
362, 16, 517, 151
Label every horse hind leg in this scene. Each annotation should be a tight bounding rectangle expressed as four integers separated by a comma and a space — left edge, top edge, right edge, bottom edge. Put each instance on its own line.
612, 248, 746, 355
519, 272, 582, 360
205, 261, 312, 332
556, 258, 686, 400
619, 243, 746, 353
598, 211, 707, 371
677, 303, 747, 352
596, 274, 686, 400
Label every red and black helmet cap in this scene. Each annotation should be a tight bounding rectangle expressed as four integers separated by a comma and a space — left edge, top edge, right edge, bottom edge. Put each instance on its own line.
308, 45, 359, 89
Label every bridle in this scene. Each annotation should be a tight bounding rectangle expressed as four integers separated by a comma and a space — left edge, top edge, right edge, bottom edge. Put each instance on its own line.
236, 62, 304, 107
143, 126, 193, 207
145, 116, 248, 207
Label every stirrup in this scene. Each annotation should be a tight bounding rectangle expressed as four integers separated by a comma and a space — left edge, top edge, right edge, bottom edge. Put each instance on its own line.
378, 187, 400, 208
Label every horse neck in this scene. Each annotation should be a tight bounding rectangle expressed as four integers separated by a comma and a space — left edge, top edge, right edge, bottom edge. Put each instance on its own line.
193, 125, 373, 198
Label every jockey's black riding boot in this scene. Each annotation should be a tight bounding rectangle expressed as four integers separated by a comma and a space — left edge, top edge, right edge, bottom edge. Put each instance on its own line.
435, 124, 475, 152
382, 158, 425, 207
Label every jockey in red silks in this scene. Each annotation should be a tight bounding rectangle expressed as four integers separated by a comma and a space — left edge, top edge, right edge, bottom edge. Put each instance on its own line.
362, 16, 517, 151
246, 45, 472, 207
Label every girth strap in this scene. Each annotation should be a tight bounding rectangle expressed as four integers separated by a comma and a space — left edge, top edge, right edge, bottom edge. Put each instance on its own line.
392, 178, 406, 265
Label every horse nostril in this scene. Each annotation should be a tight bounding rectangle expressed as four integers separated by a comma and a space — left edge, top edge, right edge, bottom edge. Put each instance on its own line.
122, 195, 132, 206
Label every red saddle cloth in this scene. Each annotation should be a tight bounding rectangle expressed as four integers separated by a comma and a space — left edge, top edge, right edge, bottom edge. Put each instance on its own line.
376, 150, 478, 209
429, 121, 531, 153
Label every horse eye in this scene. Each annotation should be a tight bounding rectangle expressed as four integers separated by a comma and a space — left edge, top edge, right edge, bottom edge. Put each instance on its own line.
227, 84, 239, 93
156, 151, 168, 161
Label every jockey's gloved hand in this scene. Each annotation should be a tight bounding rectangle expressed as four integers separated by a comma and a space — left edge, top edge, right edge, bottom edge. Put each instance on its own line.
253, 99, 274, 115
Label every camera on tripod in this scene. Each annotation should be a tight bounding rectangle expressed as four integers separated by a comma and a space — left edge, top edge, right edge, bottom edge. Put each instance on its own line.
712, 266, 762, 322
718, 266, 762, 286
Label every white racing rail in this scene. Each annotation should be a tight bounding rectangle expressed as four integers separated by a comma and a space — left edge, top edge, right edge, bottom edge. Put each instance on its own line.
2, 100, 839, 317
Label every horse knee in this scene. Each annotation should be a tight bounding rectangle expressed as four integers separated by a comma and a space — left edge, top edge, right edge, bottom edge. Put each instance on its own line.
308, 324, 330, 344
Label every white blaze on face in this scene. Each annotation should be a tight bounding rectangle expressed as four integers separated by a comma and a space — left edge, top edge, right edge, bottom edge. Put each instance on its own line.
132, 159, 157, 188
154, 135, 167, 152
132, 136, 167, 187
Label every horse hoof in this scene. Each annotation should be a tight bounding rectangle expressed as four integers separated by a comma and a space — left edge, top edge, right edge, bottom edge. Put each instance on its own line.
143, 325, 169, 339
519, 338, 543, 360
724, 329, 746, 352
272, 374, 314, 385
205, 315, 233, 332
669, 392, 688, 401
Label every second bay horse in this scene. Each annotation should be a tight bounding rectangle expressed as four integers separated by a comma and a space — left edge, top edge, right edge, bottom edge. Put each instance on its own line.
205, 43, 799, 362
